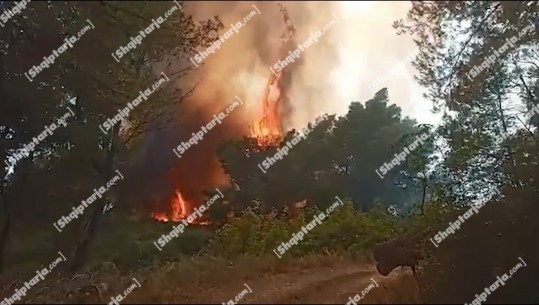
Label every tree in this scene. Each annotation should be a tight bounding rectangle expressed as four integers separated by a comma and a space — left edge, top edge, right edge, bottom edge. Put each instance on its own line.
0, 1, 222, 273
394, 124, 437, 214
217, 88, 424, 215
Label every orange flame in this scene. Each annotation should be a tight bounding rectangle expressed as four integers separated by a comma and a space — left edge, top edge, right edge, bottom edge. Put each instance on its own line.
171, 189, 188, 221
151, 211, 169, 223
151, 189, 191, 223
249, 71, 284, 147
249, 3, 296, 148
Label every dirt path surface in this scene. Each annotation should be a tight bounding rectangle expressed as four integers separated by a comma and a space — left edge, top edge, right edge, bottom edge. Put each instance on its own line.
198, 261, 416, 304
7, 257, 420, 304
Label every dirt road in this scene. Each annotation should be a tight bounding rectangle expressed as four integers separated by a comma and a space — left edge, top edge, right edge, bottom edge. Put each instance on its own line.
12, 257, 420, 304
194, 261, 418, 304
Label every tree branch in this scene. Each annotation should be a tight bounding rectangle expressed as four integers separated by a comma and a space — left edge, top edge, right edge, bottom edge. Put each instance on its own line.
446, 3, 503, 91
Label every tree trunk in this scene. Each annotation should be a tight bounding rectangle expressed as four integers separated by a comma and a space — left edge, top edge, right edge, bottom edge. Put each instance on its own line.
71, 123, 120, 272
420, 178, 427, 216
70, 200, 104, 272
0, 190, 11, 274
496, 90, 521, 166
0, 48, 8, 275
0, 154, 32, 274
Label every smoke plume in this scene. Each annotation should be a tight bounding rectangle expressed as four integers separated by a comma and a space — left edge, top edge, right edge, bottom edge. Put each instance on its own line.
133, 1, 423, 216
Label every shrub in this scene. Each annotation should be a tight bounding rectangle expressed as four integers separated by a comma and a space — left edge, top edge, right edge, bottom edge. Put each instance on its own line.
206, 199, 405, 258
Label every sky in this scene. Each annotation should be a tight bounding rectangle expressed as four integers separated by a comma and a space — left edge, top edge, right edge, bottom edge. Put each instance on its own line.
330, 1, 441, 125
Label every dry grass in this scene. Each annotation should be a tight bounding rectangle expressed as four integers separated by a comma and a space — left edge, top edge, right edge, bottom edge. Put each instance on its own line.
360, 272, 420, 304
14, 253, 359, 304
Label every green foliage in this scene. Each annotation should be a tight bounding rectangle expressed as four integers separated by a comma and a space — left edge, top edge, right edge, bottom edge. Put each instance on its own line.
0, 0, 225, 273
206, 199, 419, 259
394, 0, 539, 204
218, 89, 424, 214
86, 214, 214, 272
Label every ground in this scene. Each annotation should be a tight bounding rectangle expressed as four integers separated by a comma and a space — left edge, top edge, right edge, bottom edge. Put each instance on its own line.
4, 255, 421, 304
139, 255, 417, 304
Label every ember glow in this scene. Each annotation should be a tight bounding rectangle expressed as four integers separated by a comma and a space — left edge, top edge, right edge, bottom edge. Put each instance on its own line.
152, 189, 193, 223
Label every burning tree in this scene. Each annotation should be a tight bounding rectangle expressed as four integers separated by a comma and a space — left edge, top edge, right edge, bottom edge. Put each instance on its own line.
150, 3, 303, 223
249, 3, 298, 149
249, 71, 285, 147
0, 1, 222, 272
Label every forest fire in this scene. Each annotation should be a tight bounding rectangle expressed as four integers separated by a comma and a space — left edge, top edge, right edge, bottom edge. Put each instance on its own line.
249, 70, 285, 147
249, 4, 296, 148
151, 189, 192, 223
150, 3, 298, 223
154, 65, 286, 223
